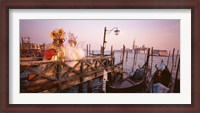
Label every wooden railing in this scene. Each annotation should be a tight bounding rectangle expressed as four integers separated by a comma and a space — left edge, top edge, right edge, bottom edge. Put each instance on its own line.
20, 56, 115, 92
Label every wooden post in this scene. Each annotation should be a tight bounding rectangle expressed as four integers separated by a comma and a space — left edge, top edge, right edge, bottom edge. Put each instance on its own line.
174, 57, 180, 93
171, 48, 175, 74
141, 48, 151, 92
151, 81, 154, 93
132, 50, 135, 73
113, 54, 115, 66
78, 78, 83, 93
150, 47, 153, 75
78, 61, 84, 93
102, 70, 108, 93
174, 50, 179, 67
132, 49, 136, 73
135, 50, 138, 68
121, 45, 126, 70
111, 46, 114, 66
86, 44, 89, 56
145, 48, 150, 68
89, 44, 91, 56
144, 51, 147, 63
56, 61, 62, 91
87, 80, 93, 93
100, 46, 103, 56
110, 46, 113, 56
125, 50, 128, 62
113, 49, 115, 66
167, 51, 171, 67
135, 50, 138, 66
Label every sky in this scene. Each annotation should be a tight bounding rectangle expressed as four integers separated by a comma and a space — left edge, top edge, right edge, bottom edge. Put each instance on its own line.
20, 19, 180, 52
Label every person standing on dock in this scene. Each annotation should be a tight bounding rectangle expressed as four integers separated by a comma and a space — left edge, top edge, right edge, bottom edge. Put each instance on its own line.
43, 28, 66, 61
65, 33, 85, 67
36, 28, 67, 75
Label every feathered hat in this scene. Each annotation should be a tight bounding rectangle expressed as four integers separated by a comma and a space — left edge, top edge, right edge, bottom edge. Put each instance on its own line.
67, 33, 77, 45
50, 28, 66, 46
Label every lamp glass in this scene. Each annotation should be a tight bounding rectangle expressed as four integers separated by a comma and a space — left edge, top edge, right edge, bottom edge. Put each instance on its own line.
114, 30, 120, 35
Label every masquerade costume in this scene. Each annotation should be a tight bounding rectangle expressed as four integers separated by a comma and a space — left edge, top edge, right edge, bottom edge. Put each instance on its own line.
65, 33, 85, 67
38, 28, 66, 74
43, 28, 66, 61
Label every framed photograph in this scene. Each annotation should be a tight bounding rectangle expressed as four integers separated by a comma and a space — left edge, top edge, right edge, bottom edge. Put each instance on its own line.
1, 0, 199, 112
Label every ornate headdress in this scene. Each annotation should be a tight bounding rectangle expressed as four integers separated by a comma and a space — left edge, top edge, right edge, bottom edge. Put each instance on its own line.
50, 28, 66, 46
67, 33, 77, 45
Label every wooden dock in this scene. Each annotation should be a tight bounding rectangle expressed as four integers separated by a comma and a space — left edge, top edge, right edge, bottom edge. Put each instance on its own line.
20, 55, 124, 93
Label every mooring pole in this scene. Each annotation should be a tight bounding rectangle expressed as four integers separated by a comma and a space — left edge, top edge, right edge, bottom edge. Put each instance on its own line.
174, 57, 180, 93
87, 80, 93, 93
111, 45, 114, 65
89, 44, 91, 56
121, 45, 125, 70
78, 61, 84, 93
56, 61, 62, 91
174, 50, 179, 67
167, 51, 171, 67
171, 48, 175, 74
145, 48, 150, 68
102, 70, 108, 93
144, 51, 147, 64
125, 50, 128, 62
132, 49, 136, 73
135, 50, 138, 69
100, 46, 103, 56
86, 44, 89, 56
102, 27, 107, 55
150, 47, 153, 75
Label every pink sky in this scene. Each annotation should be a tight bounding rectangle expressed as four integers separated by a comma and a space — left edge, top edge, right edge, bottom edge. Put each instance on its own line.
20, 19, 180, 52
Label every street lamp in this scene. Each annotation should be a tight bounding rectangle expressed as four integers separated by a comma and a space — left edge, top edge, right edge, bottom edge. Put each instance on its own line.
102, 27, 120, 55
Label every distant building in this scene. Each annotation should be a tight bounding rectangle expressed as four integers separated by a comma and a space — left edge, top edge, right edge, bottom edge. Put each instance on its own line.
152, 50, 168, 56
133, 47, 168, 56
20, 37, 45, 57
125, 48, 133, 52
134, 48, 148, 54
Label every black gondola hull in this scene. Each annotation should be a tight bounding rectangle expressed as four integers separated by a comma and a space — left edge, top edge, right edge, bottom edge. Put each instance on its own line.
106, 77, 146, 93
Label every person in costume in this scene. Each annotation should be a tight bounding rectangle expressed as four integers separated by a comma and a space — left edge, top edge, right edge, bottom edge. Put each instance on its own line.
37, 28, 66, 74
43, 28, 66, 61
65, 33, 85, 67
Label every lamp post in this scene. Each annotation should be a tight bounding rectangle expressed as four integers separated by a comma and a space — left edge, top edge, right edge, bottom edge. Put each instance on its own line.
102, 27, 120, 55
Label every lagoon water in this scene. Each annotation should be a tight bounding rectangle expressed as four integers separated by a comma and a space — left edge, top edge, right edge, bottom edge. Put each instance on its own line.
20, 50, 180, 93
63, 50, 180, 93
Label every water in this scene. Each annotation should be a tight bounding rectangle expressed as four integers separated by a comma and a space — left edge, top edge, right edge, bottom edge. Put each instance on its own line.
66, 50, 180, 93
21, 50, 180, 93
114, 51, 179, 76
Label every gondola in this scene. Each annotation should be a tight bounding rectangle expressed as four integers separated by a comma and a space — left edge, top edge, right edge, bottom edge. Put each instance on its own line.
150, 64, 172, 93
106, 48, 151, 93
106, 68, 147, 93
